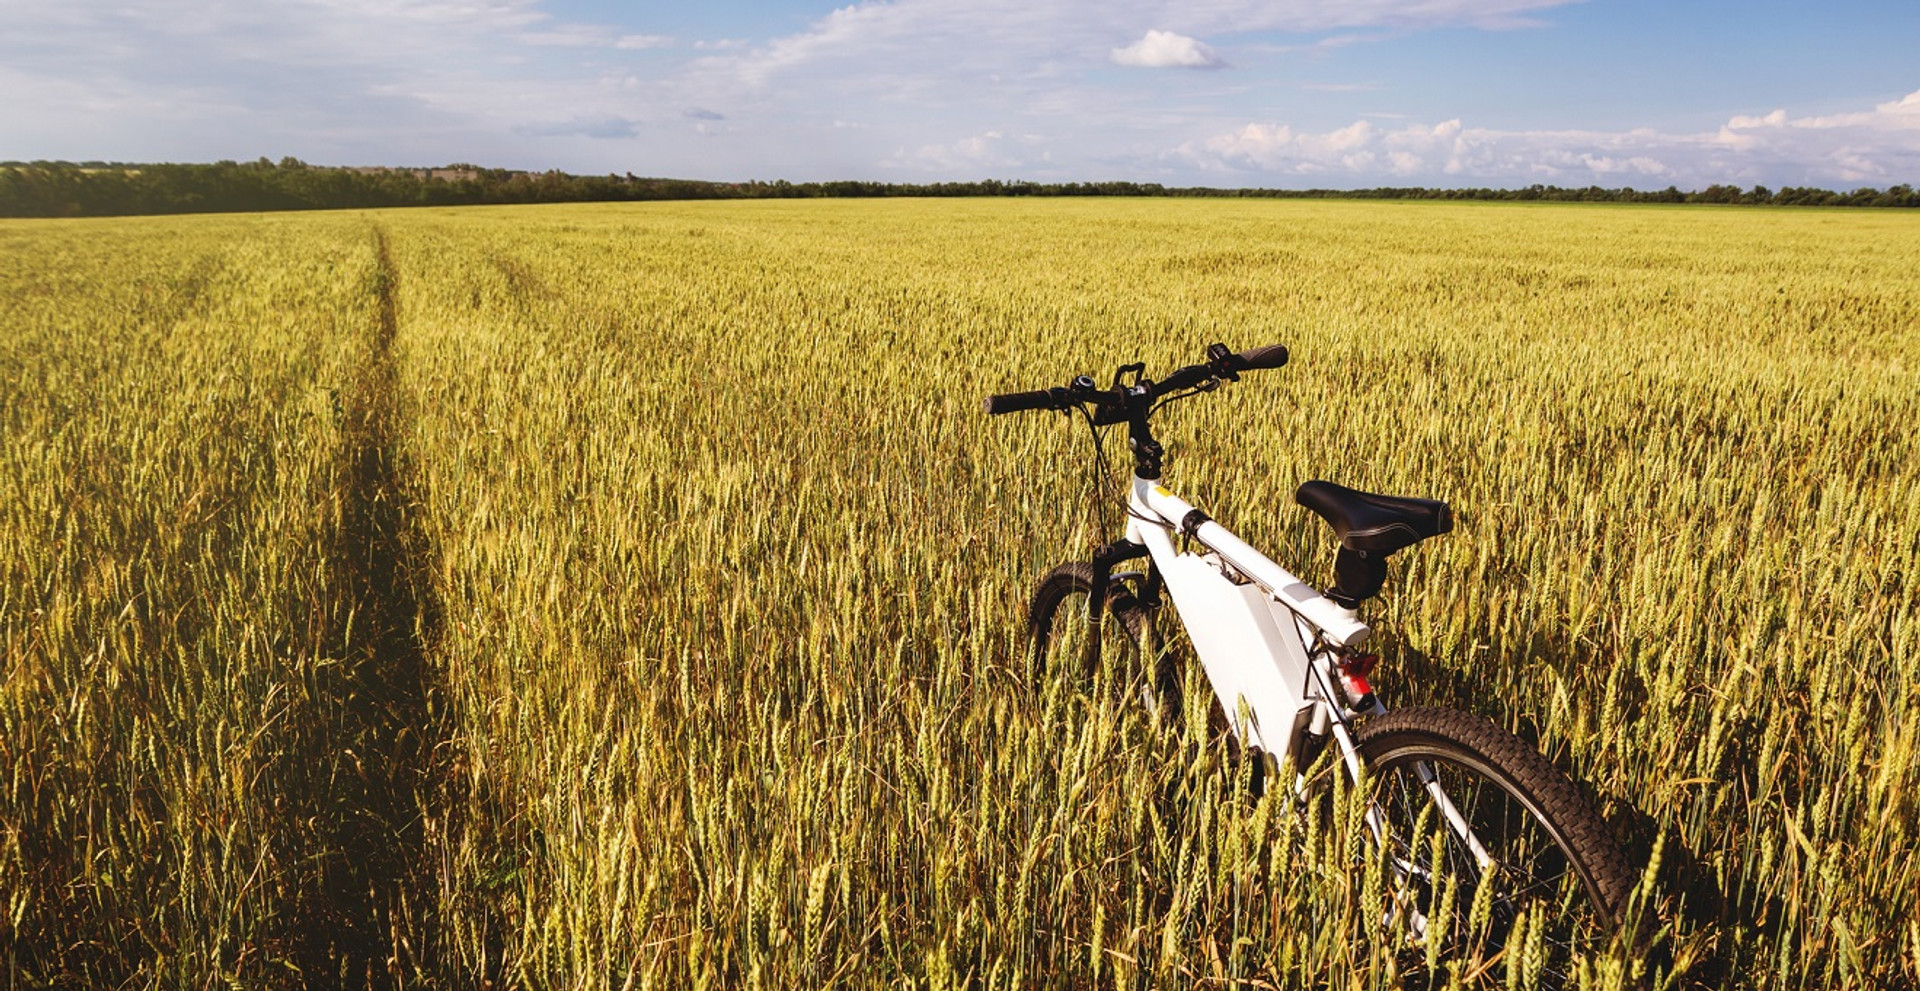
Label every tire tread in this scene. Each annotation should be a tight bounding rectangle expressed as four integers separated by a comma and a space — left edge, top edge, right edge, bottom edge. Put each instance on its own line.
1356, 706, 1636, 925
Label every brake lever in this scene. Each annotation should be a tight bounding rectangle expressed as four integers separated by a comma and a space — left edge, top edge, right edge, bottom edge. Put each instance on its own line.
1205, 342, 1240, 383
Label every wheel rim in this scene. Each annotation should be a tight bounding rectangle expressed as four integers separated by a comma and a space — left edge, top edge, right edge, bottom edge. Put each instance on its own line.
1367, 747, 1615, 983
1030, 569, 1188, 725
1034, 588, 1145, 688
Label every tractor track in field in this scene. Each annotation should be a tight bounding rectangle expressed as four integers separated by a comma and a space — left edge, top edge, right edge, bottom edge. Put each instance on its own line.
293, 226, 502, 985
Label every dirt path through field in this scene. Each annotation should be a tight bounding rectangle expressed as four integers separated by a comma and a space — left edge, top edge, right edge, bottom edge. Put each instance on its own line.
296, 226, 455, 984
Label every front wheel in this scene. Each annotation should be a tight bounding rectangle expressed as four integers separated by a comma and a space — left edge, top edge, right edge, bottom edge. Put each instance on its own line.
1355, 707, 1636, 980
1027, 562, 1174, 717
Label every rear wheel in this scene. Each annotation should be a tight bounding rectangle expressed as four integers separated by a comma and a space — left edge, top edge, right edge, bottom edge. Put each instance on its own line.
1355, 707, 1636, 983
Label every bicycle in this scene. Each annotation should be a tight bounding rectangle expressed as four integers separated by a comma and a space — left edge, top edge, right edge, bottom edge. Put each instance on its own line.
985, 342, 1637, 973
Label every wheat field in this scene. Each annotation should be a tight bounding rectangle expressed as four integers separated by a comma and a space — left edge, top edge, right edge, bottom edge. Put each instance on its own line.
3, 199, 1917, 988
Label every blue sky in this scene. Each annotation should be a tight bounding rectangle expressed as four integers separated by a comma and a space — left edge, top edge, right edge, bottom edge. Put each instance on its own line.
5, 0, 1917, 189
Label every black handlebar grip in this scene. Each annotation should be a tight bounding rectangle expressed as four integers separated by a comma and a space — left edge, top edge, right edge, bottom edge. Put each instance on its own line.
1231, 344, 1289, 371
983, 388, 1060, 415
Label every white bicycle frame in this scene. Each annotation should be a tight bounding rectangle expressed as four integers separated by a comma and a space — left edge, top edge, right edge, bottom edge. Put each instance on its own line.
1126, 474, 1497, 888
1124, 475, 1371, 768
1126, 474, 1498, 942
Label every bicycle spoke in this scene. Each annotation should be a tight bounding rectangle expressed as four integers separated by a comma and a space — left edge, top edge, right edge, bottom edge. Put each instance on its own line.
1358, 715, 1628, 982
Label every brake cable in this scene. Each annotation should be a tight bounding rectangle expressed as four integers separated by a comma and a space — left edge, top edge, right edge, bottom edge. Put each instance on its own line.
1073, 401, 1118, 540
1150, 380, 1220, 416
1069, 369, 1229, 541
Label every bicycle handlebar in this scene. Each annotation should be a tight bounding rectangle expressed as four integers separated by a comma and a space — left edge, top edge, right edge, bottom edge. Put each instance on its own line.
982, 342, 1288, 416
982, 387, 1064, 416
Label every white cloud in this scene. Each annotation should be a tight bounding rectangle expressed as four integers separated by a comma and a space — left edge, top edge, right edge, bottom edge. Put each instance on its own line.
520, 24, 621, 47
1177, 90, 1920, 187
1727, 109, 1788, 130
703, 0, 1575, 94
884, 130, 1030, 171
1192, 120, 1382, 174
0, 0, 687, 166
650, 0, 1582, 179
1111, 30, 1224, 69
1778, 88, 1920, 130
515, 114, 642, 139
1705, 90, 1920, 183
0, 0, 1587, 176
2, 0, 1913, 189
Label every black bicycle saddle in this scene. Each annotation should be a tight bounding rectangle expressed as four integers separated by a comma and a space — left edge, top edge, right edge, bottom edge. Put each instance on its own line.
1295, 479, 1453, 556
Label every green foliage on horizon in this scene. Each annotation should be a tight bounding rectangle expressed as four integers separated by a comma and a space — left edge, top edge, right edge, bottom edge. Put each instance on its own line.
3, 199, 1918, 988
3, 157, 1918, 218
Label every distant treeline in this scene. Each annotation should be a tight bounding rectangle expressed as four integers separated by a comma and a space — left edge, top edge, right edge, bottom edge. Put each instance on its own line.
4, 156, 1918, 218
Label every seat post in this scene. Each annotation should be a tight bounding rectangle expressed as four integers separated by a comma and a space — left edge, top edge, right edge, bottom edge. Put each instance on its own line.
1295, 479, 1454, 607
1329, 547, 1389, 607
